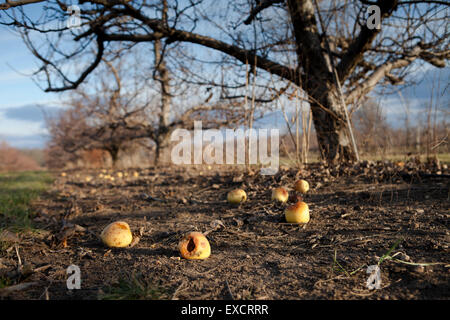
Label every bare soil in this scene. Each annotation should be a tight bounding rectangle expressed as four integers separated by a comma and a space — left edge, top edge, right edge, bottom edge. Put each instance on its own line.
1, 160, 449, 300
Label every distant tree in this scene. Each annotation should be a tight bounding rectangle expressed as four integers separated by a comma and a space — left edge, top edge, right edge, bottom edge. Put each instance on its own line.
353, 99, 391, 154
45, 50, 246, 167
0, 141, 41, 172
45, 91, 149, 168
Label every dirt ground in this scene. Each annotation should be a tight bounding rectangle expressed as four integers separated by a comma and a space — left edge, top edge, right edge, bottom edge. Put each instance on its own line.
1, 159, 449, 300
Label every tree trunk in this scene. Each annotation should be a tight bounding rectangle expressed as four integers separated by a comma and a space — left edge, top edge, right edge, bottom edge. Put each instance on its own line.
308, 86, 357, 164
154, 142, 161, 166
153, 37, 171, 166
287, 0, 357, 164
153, 131, 171, 166
107, 146, 120, 168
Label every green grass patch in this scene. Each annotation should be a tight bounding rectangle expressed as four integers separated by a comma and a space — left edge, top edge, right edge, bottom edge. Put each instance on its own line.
0, 275, 12, 289
0, 171, 53, 232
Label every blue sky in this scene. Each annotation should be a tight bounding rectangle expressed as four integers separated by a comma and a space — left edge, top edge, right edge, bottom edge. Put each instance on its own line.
0, 27, 61, 148
0, 3, 448, 149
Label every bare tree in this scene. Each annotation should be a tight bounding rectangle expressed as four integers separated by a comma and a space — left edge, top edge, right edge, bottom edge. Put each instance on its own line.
45, 54, 155, 167
45, 98, 146, 168
44, 45, 248, 167
0, 141, 41, 172
1, 0, 448, 164
353, 98, 390, 154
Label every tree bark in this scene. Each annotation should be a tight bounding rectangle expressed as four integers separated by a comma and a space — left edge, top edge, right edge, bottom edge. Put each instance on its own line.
309, 88, 356, 163
153, 132, 170, 166
107, 145, 120, 168
287, 0, 356, 163
153, 37, 171, 165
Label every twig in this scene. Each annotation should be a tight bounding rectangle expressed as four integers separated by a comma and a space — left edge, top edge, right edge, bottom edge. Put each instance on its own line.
15, 245, 22, 267
171, 280, 188, 300
0, 282, 39, 295
15, 245, 23, 275
203, 220, 225, 236
387, 252, 446, 267
140, 193, 165, 202
431, 133, 448, 150
225, 279, 234, 300
128, 236, 140, 248
38, 281, 53, 300
34, 264, 52, 273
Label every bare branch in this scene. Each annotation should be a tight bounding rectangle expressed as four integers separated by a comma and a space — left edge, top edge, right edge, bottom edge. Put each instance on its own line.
243, 0, 285, 25
0, 0, 44, 10
337, 0, 399, 81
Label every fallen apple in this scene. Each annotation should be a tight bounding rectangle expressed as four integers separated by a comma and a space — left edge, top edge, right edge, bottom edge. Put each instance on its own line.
272, 187, 289, 203
100, 221, 133, 248
178, 231, 211, 260
61, 172, 67, 177
294, 179, 309, 194
227, 189, 247, 205
395, 161, 405, 168
284, 201, 310, 224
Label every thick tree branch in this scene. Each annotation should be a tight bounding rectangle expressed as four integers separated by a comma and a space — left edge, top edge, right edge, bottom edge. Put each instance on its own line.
337, 0, 399, 81
361, 0, 450, 5
102, 28, 300, 85
243, 0, 285, 25
44, 35, 104, 92
346, 42, 449, 104
0, 0, 44, 10
286, 0, 330, 84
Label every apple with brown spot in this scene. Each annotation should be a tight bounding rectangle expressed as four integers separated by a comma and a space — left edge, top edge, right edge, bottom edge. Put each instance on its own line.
178, 232, 211, 260
227, 189, 247, 205
284, 201, 310, 224
272, 187, 289, 203
100, 221, 133, 248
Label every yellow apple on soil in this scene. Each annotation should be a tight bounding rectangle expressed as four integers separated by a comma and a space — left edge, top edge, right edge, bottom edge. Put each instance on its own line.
284, 201, 310, 224
272, 187, 289, 203
227, 189, 247, 205
395, 161, 405, 168
178, 232, 211, 260
100, 221, 133, 248
294, 179, 309, 194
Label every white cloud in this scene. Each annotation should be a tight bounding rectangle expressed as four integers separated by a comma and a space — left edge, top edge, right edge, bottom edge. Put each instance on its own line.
0, 98, 63, 110
0, 117, 48, 136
